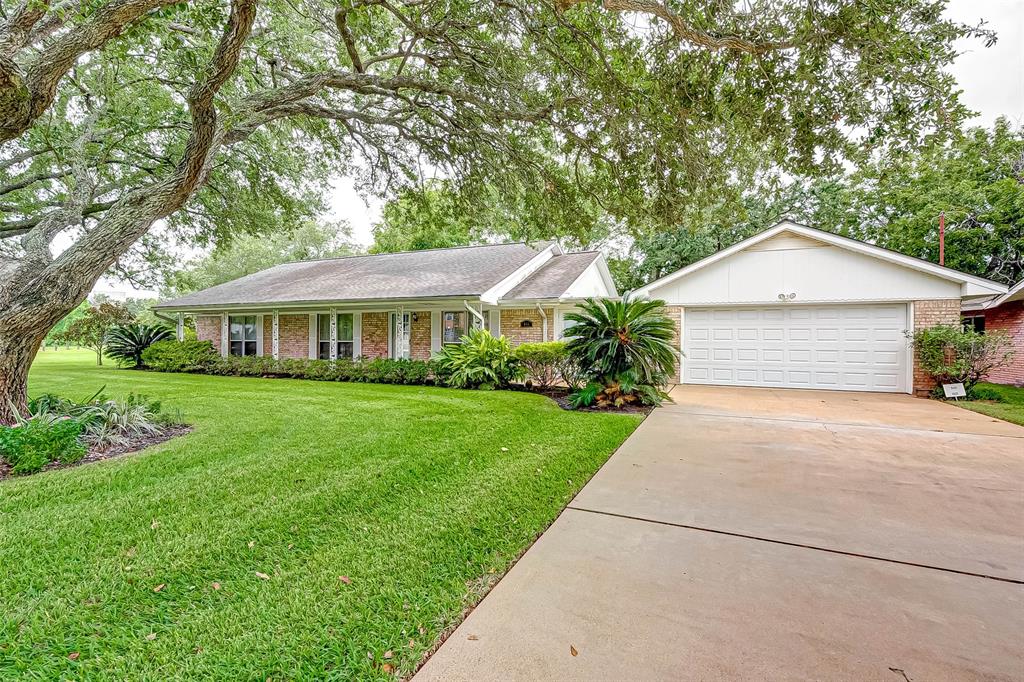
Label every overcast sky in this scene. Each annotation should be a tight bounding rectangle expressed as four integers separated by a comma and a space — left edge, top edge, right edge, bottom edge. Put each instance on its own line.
96, 0, 1024, 298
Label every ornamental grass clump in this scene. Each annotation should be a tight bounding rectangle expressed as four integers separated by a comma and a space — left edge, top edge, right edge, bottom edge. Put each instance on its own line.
564, 296, 678, 408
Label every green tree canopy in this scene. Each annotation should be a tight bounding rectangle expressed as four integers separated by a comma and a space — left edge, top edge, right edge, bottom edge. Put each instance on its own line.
163, 221, 358, 296
619, 120, 1024, 290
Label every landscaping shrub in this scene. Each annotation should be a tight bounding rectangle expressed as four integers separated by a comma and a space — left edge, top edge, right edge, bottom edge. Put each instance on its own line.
564, 295, 678, 407
106, 323, 173, 367
908, 325, 1015, 397
142, 339, 219, 372
28, 391, 179, 447
514, 341, 570, 389
0, 417, 86, 474
435, 328, 524, 390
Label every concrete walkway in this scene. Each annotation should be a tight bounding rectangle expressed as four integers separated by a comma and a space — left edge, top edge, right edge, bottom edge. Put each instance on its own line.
415, 387, 1024, 681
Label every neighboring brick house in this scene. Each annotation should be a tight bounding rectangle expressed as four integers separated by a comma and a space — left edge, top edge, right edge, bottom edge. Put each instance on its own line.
962, 280, 1024, 386
154, 242, 617, 362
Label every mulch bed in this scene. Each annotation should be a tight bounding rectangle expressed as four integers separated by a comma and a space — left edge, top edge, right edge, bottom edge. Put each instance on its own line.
511, 385, 653, 415
0, 425, 192, 481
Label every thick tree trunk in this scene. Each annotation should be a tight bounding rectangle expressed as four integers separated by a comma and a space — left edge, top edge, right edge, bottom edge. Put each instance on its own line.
0, 328, 44, 424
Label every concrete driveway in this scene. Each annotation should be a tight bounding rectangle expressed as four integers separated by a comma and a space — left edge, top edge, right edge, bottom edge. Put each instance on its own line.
415, 386, 1024, 681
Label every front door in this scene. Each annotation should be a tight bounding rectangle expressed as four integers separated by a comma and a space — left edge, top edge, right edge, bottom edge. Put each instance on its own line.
390, 312, 411, 359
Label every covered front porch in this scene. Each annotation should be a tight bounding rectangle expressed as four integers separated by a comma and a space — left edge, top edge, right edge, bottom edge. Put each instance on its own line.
173, 299, 572, 361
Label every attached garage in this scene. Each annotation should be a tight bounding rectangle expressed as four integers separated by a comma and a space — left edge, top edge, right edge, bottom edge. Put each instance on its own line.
634, 221, 1007, 395
683, 304, 909, 393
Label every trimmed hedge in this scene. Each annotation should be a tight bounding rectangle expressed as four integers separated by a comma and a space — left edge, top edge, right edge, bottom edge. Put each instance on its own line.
142, 340, 445, 385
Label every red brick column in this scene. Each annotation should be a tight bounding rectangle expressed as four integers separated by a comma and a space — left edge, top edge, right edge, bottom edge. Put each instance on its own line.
410, 311, 432, 360
196, 315, 221, 354
361, 312, 389, 358
262, 314, 273, 356
664, 305, 683, 384
912, 299, 961, 396
278, 314, 310, 359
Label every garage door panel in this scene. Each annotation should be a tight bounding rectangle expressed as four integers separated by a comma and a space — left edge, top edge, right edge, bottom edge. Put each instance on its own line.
683, 304, 908, 393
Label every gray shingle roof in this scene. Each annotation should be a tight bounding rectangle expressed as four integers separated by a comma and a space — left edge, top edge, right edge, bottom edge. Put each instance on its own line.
155, 242, 554, 309
503, 251, 600, 300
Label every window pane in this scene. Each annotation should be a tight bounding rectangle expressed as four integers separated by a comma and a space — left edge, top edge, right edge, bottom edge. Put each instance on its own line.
443, 311, 467, 344
229, 340, 243, 356
229, 317, 243, 341
318, 314, 331, 342
244, 316, 257, 341
244, 340, 257, 356
337, 313, 354, 342
338, 341, 354, 359
319, 341, 331, 360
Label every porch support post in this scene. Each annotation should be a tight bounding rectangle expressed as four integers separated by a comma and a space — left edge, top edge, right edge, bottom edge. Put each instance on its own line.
220, 313, 228, 357
176, 313, 184, 341
272, 310, 280, 360
329, 307, 337, 360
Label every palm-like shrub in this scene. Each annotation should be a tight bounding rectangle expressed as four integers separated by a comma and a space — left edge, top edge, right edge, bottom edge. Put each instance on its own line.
564, 296, 678, 407
106, 324, 173, 368
435, 328, 524, 390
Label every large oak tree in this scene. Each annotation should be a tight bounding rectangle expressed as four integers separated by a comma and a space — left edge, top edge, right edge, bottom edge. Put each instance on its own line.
0, 0, 992, 420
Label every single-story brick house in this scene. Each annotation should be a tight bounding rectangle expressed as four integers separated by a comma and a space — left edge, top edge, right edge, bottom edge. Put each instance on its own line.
961, 279, 1024, 386
154, 241, 616, 361
631, 221, 1007, 396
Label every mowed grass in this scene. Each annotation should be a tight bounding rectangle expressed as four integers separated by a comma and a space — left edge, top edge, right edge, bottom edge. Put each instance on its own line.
958, 382, 1024, 426
1, 350, 640, 680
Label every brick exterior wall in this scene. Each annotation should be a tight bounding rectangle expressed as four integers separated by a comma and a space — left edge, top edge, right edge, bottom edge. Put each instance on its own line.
278, 314, 309, 359
410, 311, 431, 360
500, 308, 555, 345
196, 315, 221, 354
912, 299, 961, 396
978, 300, 1024, 386
361, 312, 389, 359
262, 315, 273, 357
665, 305, 683, 384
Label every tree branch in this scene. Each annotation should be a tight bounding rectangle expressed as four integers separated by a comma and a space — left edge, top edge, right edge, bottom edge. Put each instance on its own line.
557, 0, 794, 53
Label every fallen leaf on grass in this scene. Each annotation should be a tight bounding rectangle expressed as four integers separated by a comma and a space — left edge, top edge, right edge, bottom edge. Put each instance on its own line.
383, 650, 393, 659
153, 584, 165, 593
570, 645, 578, 657
381, 663, 394, 674
500, 447, 509, 452
247, 541, 255, 549
211, 582, 221, 591
67, 652, 80, 661
338, 575, 351, 585
408, 639, 415, 649
145, 633, 157, 641
254, 572, 270, 580
150, 520, 160, 530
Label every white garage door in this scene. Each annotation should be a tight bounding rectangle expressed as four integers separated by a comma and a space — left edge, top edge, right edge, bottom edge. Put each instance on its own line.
682, 304, 909, 393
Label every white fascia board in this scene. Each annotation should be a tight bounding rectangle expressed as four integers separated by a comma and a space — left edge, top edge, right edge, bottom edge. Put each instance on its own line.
162, 296, 485, 315
631, 220, 1008, 298
479, 244, 560, 304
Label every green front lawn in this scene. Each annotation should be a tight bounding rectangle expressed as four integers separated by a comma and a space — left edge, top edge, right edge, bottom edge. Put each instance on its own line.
957, 382, 1024, 426
1, 350, 640, 680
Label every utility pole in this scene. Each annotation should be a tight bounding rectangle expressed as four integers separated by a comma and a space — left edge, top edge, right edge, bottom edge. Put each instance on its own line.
939, 212, 945, 266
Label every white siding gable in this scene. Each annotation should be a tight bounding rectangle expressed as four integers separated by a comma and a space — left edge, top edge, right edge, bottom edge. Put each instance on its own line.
564, 261, 611, 298
647, 231, 961, 305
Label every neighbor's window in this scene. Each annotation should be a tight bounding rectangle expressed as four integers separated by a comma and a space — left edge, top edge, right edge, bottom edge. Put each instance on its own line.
318, 313, 355, 359
228, 315, 257, 356
962, 315, 986, 334
442, 311, 468, 344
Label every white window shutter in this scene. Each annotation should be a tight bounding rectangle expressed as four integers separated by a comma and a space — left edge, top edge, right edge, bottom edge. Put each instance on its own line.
308, 314, 317, 359
220, 313, 228, 357
255, 315, 264, 356
430, 311, 441, 354
353, 312, 362, 358
488, 309, 500, 337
